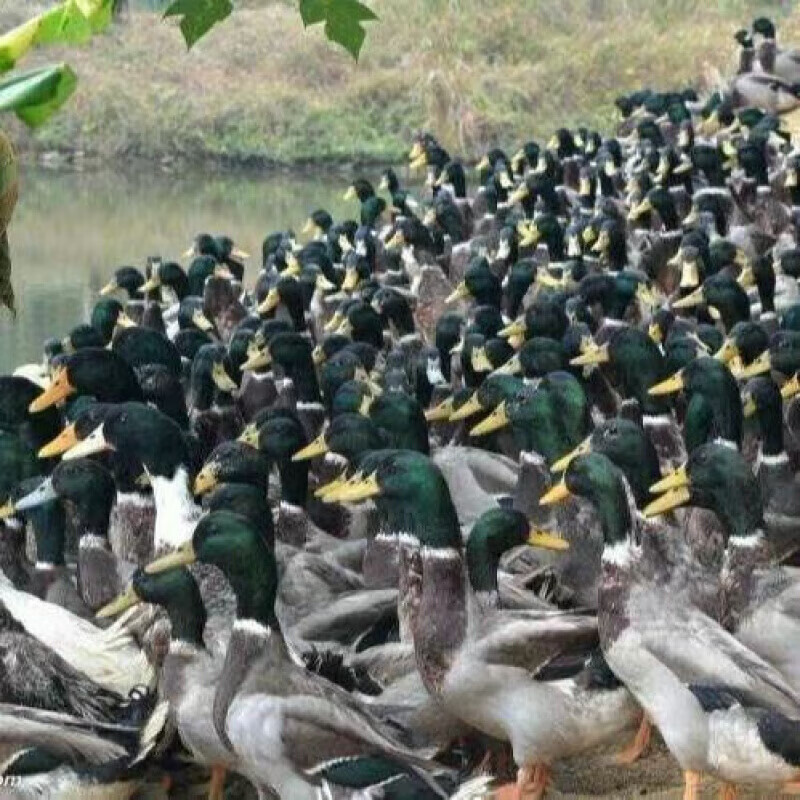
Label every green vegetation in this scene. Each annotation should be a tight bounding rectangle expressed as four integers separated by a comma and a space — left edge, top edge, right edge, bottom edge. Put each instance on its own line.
2, 0, 797, 167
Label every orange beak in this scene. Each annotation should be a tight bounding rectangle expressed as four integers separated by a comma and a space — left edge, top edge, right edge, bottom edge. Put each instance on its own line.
38, 423, 79, 458
29, 367, 75, 413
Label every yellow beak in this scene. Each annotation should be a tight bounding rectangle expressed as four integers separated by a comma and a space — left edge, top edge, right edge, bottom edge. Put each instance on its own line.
99, 280, 118, 296
569, 343, 610, 367
0, 501, 15, 519
141, 276, 161, 294
648, 371, 684, 396
335, 471, 381, 503
315, 473, 348, 500
241, 344, 271, 372
449, 392, 483, 422
714, 339, 739, 364
550, 435, 592, 473
470, 401, 509, 437
679, 260, 700, 290
145, 541, 198, 575
493, 355, 521, 376
649, 465, 688, 494
499, 319, 525, 339
643, 486, 691, 518
425, 397, 454, 422
648, 323, 663, 344
627, 197, 653, 221
471, 347, 493, 373
528, 528, 569, 551
342, 268, 360, 293
38, 423, 79, 459
292, 434, 329, 462
742, 393, 757, 418
193, 465, 220, 496
446, 281, 471, 305
238, 423, 259, 448
737, 266, 755, 289
539, 479, 571, 506
211, 362, 237, 393
258, 288, 281, 315
192, 309, 214, 332
343, 185, 357, 201
96, 585, 142, 620
781, 373, 800, 401
29, 367, 75, 413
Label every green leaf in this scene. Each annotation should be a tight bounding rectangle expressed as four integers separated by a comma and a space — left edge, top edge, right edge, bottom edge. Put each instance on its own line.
298, 0, 377, 60
0, 63, 78, 127
0, 0, 113, 73
164, 0, 233, 49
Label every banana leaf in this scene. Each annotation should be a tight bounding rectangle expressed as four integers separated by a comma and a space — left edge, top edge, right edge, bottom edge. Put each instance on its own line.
0, 0, 113, 73
0, 64, 78, 127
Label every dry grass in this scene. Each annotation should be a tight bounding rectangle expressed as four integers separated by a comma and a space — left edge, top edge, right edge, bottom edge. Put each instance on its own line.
1, 0, 798, 166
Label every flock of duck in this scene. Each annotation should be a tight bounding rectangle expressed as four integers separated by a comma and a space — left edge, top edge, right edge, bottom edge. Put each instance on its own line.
9, 13, 800, 800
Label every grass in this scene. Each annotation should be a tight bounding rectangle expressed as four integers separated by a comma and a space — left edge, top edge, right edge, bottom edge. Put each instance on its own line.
1, 0, 798, 167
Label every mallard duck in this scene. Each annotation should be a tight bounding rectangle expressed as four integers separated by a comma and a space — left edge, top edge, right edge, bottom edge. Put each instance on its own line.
648, 355, 744, 451
15, 458, 137, 611
98, 563, 239, 800
551, 451, 800, 800
144, 511, 453, 799
752, 16, 800, 85
62, 403, 200, 552
327, 451, 641, 800
571, 326, 685, 467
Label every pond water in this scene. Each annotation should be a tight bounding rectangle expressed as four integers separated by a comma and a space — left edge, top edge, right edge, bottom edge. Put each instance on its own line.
0, 165, 362, 372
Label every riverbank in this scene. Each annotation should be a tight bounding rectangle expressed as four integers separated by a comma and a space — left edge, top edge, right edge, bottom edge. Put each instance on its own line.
1, 0, 795, 169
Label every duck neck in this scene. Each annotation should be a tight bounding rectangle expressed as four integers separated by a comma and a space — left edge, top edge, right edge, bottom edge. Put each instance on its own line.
30, 504, 66, 569
73, 493, 113, 544
279, 459, 308, 507
150, 466, 201, 551
394, 499, 467, 695
166, 590, 207, 649
756, 400, 785, 458
288, 359, 321, 404
407, 536, 468, 696
595, 483, 632, 548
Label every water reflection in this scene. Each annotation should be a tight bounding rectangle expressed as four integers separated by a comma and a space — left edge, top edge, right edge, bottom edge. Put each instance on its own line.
1, 166, 359, 371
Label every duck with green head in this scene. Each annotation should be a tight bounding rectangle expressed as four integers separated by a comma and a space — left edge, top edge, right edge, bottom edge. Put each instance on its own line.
741, 375, 800, 556
28, 349, 144, 414
551, 450, 800, 800
572, 327, 685, 467
16, 458, 136, 612
332, 450, 640, 800
97, 558, 243, 800
62, 402, 201, 553
144, 509, 451, 800
465, 507, 563, 613
672, 272, 751, 333
447, 257, 502, 309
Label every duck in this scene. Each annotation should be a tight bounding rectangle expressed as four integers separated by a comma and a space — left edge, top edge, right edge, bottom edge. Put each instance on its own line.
98, 562, 240, 800
61, 402, 201, 553
14, 458, 136, 611
144, 510, 454, 800
550, 450, 800, 800
328, 451, 642, 800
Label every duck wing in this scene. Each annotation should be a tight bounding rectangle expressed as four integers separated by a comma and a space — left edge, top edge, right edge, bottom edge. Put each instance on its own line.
0, 705, 129, 765
625, 583, 800, 716
292, 588, 398, 647
471, 611, 599, 674
0, 573, 153, 696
